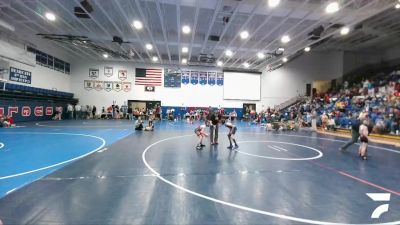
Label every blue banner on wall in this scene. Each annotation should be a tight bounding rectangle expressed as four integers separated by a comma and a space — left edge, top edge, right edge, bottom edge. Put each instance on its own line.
190, 71, 199, 85
9, 67, 32, 84
0, 100, 65, 122
199, 71, 207, 85
208, 72, 216, 86
181, 71, 190, 84
217, 72, 224, 86
164, 69, 182, 88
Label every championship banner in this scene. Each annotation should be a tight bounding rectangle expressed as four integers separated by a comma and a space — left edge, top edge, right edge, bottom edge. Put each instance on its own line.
217, 72, 224, 86
145, 86, 155, 92
113, 81, 122, 92
181, 70, 190, 85
122, 82, 132, 92
207, 72, 216, 86
104, 81, 113, 92
199, 71, 207, 85
104, 66, 113, 77
94, 81, 103, 91
9, 67, 31, 84
164, 69, 181, 88
118, 69, 127, 80
84, 80, 94, 90
190, 71, 199, 85
89, 68, 99, 79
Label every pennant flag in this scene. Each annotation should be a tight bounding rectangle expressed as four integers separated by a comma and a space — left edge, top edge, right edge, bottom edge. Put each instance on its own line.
135, 68, 162, 86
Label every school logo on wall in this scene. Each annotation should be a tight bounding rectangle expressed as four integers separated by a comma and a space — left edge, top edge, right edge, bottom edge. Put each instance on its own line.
89, 68, 99, 79
118, 70, 128, 81
104, 66, 113, 77
190, 71, 199, 85
208, 72, 216, 86
217, 72, 224, 86
199, 71, 207, 85
104, 81, 113, 92
113, 81, 122, 92
84, 80, 94, 90
94, 81, 104, 91
122, 82, 132, 92
145, 86, 155, 92
181, 71, 190, 85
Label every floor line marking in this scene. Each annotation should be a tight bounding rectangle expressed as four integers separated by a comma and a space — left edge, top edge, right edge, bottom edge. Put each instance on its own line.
268, 146, 280, 151
0, 132, 106, 180
142, 134, 400, 225
273, 145, 288, 151
0, 142, 4, 150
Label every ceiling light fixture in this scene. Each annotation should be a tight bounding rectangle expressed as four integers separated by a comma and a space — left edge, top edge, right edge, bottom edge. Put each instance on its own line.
395, 3, 400, 9
182, 58, 187, 64
217, 61, 223, 66
281, 35, 290, 43
268, 0, 281, 8
325, 2, 339, 14
243, 62, 250, 68
340, 26, 350, 35
133, 20, 143, 30
282, 57, 288, 62
182, 47, 188, 53
145, 43, 153, 50
152, 56, 158, 62
304, 47, 311, 52
103, 53, 108, 58
182, 25, 191, 34
240, 31, 249, 39
45, 12, 56, 21
257, 52, 266, 59
225, 50, 233, 57
277, 47, 285, 52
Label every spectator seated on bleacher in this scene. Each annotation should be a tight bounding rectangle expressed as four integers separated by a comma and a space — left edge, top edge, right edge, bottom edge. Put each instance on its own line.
0, 114, 15, 128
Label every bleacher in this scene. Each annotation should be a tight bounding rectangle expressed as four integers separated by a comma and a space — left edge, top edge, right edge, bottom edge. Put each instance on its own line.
0, 81, 77, 103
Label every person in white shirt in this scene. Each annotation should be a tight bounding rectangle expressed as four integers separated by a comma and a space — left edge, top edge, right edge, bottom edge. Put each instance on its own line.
67, 104, 74, 120
74, 104, 81, 120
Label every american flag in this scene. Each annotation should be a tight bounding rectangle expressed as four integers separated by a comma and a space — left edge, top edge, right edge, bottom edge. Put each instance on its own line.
135, 68, 163, 86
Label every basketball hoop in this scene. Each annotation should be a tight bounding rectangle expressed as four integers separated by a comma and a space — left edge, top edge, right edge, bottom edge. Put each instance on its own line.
0, 68, 8, 91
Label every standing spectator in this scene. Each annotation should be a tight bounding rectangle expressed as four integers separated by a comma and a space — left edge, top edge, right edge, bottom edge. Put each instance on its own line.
127, 107, 133, 120
121, 102, 128, 119
155, 104, 161, 120
81, 105, 87, 119
67, 103, 74, 120
74, 104, 81, 120
92, 105, 97, 119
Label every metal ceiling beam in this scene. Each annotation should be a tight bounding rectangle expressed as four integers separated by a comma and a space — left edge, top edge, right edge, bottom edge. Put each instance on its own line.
71, 0, 131, 62
187, 0, 199, 63
215, 0, 282, 67
37, 0, 104, 59
112, 0, 153, 62
208, 0, 243, 54
213, 0, 265, 63
1, 12, 86, 61
199, 0, 223, 54
230, 0, 330, 68
176, 1, 181, 64
133, 0, 163, 63
91, 0, 144, 62
247, 0, 357, 69
155, 0, 172, 63
10, 1, 97, 60
256, 0, 394, 70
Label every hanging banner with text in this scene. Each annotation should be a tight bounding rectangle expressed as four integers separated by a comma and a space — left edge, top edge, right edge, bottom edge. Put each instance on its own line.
9, 67, 31, 84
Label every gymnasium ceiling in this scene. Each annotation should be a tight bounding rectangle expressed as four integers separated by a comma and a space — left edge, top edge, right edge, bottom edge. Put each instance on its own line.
0, 0, 399, 71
